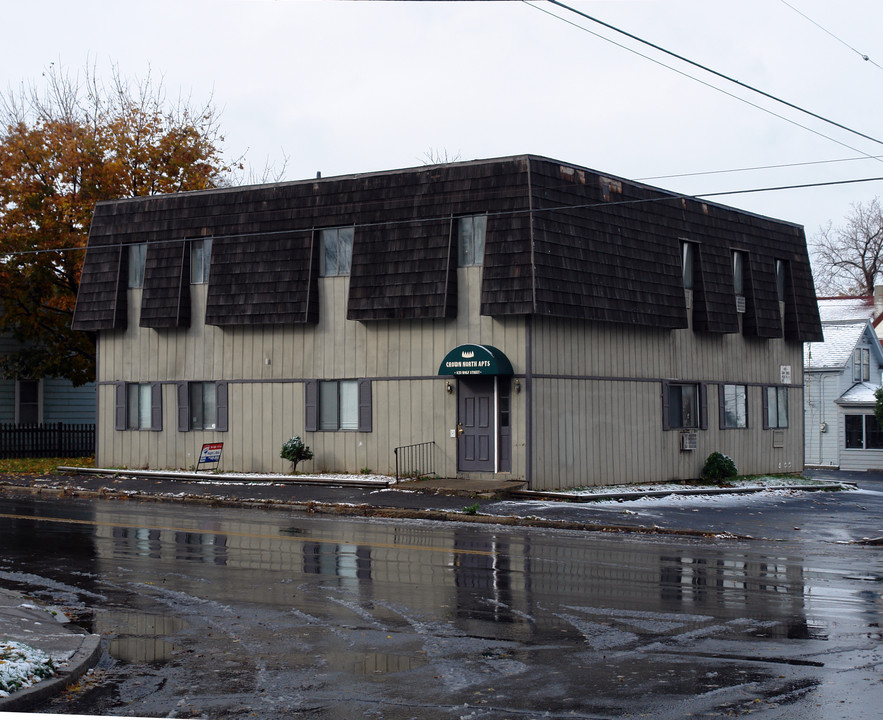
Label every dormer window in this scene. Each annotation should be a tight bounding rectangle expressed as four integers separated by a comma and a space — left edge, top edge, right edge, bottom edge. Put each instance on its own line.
320, 226, 354, 277
776, 259, 786, 302
681, 241, 694, 290
733, 250, 746, 313
190, 238, 212, 285
732, 251, 744, 296
128, 243, 147, 289
457, 214, 487, 267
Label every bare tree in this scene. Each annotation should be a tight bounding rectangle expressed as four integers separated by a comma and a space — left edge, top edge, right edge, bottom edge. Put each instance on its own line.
420, 147, 462, 165
811, 197, 883, 295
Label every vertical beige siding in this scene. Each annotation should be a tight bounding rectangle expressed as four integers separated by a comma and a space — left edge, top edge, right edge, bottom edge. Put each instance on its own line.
97, 268, 525, 478
528, 315, 805, 490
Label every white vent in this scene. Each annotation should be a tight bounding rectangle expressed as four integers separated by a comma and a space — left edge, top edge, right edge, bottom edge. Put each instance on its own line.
736, 295, 746, 313
680, 431, 698, 451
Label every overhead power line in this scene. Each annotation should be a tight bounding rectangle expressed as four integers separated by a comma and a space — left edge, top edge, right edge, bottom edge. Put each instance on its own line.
778, 0, 883, 72
7, 174, 883, 260
532, 0, 883, 151
637, 154, 883, 182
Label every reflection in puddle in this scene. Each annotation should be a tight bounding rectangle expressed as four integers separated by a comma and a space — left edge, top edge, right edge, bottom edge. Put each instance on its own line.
96, 609, 185, 663
292, 651, 425, 675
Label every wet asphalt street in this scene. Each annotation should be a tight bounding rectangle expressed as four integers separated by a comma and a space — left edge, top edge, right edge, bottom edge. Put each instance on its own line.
0, 470, 880, 719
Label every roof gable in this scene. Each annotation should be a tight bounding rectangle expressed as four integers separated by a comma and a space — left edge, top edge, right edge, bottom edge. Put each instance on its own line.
805, 319, 883, 370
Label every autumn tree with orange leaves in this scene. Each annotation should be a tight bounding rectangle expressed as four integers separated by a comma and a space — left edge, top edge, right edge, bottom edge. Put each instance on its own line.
0, 64, 233, 385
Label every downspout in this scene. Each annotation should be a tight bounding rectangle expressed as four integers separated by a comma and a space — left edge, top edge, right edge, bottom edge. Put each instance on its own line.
525, 157, 535, 489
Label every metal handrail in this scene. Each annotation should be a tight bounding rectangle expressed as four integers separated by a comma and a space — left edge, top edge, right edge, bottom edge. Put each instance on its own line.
393, 441, 435, 481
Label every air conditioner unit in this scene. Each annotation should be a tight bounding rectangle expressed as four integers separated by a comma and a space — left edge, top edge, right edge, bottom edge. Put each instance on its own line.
680, 431, 698, 451
736, 296, 746, 313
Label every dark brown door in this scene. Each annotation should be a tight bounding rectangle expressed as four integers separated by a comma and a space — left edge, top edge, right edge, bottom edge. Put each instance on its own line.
458, 376, 495, 472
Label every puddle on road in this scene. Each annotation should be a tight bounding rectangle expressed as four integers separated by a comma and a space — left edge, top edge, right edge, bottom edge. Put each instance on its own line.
94, 608, 186, 663
281, 650, 425, 675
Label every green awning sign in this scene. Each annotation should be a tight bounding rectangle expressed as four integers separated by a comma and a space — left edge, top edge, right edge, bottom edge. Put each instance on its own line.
438, 344, 513, 376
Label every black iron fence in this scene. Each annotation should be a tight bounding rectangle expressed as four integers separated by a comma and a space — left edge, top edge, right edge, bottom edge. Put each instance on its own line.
0, 422, 95, 459
393, 441, 435, 481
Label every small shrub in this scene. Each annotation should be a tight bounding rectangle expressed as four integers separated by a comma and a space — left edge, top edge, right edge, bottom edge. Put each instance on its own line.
701, 451, 737, 483
280, 436, 313, 474
462, 502, 480, 515
360, 467, 372, 475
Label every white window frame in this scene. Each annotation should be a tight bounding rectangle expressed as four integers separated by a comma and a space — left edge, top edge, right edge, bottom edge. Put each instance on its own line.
845, 413, 883, 449
853, 347, 870, 382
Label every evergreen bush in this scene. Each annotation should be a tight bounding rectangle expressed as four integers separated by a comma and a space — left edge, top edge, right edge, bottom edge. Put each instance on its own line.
701, 451, 737, 483
280, 436, 313, 473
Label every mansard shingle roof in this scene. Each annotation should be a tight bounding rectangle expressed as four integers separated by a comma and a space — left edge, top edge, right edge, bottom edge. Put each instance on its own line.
72, 155, 823, 342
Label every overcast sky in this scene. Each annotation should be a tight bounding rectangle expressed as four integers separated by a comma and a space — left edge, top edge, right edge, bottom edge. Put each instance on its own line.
4, 0, 883, 239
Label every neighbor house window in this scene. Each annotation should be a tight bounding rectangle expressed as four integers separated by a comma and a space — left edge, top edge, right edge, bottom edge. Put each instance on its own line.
128, 243, 147, 288
190, 238, 212, 284
320, 227, 354, 277
681, 240, 695, 290
16, 380, 39, 425
457, 214, 487, 267
845, 414, 883, 449
764, 386, 788, 429
176, 381, 227, 432
853, 347, 870, 382
305, 379, 372, 432
720, 384, 748, 429
667, 383, 699, 429
123, 382, 161, 431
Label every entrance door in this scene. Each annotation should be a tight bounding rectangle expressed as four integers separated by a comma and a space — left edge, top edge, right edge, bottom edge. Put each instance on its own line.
457, 376, 495, 472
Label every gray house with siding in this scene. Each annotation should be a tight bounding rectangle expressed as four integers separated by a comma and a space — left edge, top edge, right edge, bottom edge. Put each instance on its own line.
71, 155, 822, 489
804, 297, 883, 470
0, 333, 95, 426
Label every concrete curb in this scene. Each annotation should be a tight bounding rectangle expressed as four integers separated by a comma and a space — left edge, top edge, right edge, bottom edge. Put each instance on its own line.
511, 482, 854, 503
0, 629, 102, 712
57, 465, 392, 489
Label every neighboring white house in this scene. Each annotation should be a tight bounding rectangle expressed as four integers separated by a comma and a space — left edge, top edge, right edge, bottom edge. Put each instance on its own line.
804, 301, 883, 469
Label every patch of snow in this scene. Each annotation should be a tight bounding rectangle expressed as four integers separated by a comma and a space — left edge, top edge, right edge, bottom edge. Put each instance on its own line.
0, 640, 56, 697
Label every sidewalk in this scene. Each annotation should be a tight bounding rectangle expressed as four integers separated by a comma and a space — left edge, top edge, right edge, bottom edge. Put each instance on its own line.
0, 589, 101, 711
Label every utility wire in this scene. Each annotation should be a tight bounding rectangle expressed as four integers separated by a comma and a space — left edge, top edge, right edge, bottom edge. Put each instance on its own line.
779, 0, 883, 72
637, 154, 883, 182
7, 174, 883, 260
532, 0, 883, 150
524, 1, 882, 168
